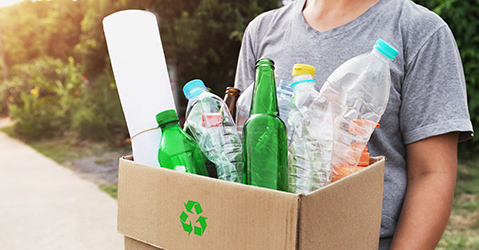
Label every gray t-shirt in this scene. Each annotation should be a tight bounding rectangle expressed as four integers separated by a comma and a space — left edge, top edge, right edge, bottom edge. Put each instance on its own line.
234, 0, 474, 247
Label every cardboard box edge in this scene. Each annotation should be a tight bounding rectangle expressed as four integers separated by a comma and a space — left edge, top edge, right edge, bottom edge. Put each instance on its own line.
118, 156, 386, 250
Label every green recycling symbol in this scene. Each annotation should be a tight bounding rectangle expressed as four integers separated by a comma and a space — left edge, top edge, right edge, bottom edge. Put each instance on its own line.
179, 200, 207, 236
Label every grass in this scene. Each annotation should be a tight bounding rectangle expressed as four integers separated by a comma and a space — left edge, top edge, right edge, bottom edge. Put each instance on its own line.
1, 125, 130, 165
437, 160, 479, 249
1, 125, 128, 199
100, 184, 118, 199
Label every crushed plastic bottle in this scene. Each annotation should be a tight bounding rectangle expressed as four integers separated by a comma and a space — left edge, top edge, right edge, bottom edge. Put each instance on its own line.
287, 64, 334, 194
320, 39, 398, 182
277, 78, 293, 127
235, 83, 253, 140
183, 79, 243, 183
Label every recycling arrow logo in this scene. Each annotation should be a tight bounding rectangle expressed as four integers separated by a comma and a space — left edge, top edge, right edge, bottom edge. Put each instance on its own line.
179, 200, 207, 236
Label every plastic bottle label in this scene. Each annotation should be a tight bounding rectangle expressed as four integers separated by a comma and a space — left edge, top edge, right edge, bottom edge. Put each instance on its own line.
201, 113, 223, 127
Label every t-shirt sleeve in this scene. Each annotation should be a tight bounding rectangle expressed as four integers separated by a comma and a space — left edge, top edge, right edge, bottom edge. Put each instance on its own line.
234, 23, 257, 92
400, 25, 474, 144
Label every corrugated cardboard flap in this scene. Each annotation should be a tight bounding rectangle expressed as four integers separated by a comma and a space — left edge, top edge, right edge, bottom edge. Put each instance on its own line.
118, 156, 300, 250
297, 157, 385, 250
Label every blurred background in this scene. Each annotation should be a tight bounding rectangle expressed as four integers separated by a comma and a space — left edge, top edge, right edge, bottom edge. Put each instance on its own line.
0, 0, 477, 153
0, 0, 477, 248
0, 0, 282, 144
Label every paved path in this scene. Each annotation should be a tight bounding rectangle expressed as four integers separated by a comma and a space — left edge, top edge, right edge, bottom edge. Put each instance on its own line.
0, 117, 124, 249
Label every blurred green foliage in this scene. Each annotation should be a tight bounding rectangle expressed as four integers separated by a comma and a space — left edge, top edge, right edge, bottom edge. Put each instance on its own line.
1, 0, 476, 157
414, 0, 479, 157
146, 0, 279, 114
0, 0, 277, 144
7, 56, 84, 139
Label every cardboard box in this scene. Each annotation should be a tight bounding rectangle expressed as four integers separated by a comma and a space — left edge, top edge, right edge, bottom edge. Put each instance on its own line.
118, 156, 385, 250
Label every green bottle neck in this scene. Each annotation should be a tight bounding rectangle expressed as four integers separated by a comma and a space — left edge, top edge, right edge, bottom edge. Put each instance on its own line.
250, 64, 279, 116
158, 121, 180, 132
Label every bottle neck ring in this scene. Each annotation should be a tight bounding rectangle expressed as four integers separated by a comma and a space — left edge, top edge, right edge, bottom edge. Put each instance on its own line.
371, 48, 392, 64
185, 86, 206, 100
291, 79, 314, 88
158, 120, 179, 130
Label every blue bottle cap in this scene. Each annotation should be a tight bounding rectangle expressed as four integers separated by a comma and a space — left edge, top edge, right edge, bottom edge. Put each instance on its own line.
183, 79, 207, 99
374, 39, 398, 60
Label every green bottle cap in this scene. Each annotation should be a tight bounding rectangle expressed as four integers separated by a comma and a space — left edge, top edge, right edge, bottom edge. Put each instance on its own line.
156, 109, 179, 126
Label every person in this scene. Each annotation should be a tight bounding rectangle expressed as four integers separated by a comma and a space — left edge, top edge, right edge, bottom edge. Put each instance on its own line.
233, 0, 474, 249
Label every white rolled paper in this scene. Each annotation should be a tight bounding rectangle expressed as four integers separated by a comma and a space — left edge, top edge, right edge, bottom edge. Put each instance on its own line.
103, 10, 176, 167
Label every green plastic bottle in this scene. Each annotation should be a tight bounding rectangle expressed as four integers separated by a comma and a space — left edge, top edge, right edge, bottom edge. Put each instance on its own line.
156, 109, 209, 176
243, 58, 288, 191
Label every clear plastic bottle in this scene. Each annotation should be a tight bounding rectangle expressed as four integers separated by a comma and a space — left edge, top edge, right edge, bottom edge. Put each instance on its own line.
277, 78, 293, 126
287, 64, 334, 194
319, 39, 398, 182
183, 79, 243, 183
235, 83, 253, 140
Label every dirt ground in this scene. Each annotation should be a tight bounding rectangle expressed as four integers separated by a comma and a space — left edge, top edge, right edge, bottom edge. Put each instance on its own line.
64, 149, 131, 186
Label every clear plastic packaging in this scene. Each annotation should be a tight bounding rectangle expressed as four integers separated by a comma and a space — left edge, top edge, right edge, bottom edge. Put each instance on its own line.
183, 79, 243, 183
287, 64, 334, 194
235, 83, 253, 140
277, 78, 293, 126
320, 39, 398, 182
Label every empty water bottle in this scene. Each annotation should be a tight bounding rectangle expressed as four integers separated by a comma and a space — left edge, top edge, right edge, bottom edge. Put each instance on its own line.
235, 83, 253, 140
320, 39, 398, 182
183, 79, 243, 183
277, 78, 293, 127
287, 64, 334, 194
286, 64, 315, 143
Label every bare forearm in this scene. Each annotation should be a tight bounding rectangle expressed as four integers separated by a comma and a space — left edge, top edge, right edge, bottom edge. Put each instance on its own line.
390, 132, 459, 250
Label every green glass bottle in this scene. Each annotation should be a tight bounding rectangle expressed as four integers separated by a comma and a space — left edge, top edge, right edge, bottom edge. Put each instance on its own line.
243, 58, 288, 191
157, 109, 208, 176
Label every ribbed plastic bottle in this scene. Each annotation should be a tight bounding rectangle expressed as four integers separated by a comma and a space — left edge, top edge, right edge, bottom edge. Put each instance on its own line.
277, 78, 294, 127
319, 39, 398, 182
243, 58, 288, 191
183, 79, 243, 183
287, 64, 334, 194
286, 64, 315, 144
156, 109, 209, 176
